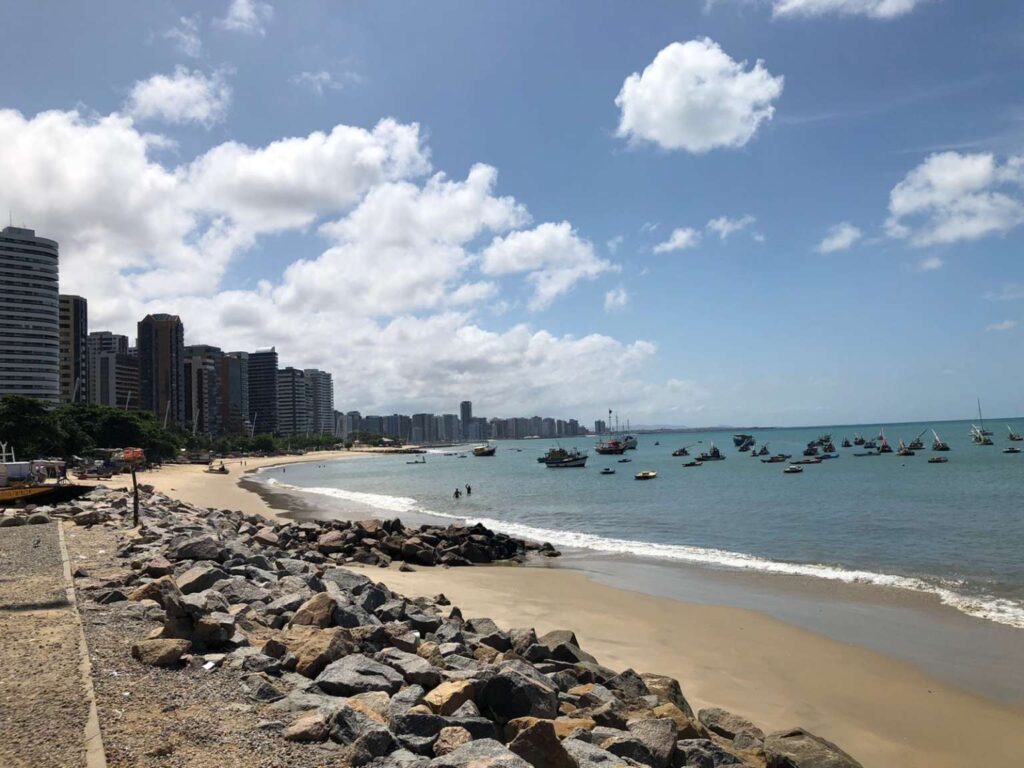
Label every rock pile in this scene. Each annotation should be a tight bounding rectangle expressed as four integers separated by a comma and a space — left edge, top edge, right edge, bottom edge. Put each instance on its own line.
62, 486, 860, 768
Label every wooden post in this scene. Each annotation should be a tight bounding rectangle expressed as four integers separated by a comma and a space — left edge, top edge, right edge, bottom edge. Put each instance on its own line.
131, 466, 140, 527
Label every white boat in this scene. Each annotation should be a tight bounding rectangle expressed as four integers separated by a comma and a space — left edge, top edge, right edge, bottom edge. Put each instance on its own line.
634, 470, 657, 480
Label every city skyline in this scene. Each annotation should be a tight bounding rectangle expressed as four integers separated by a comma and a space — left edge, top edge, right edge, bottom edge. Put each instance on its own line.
0, 2, 1022, 426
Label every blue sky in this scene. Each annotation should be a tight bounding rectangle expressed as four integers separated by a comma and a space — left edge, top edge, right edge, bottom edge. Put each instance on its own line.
1, 0, 1022, 426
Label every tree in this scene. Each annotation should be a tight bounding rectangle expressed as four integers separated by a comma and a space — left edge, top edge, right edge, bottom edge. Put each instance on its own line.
0, 396, 68, 458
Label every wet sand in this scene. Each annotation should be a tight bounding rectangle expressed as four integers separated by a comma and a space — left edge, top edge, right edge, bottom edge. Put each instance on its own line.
131, 454, 1024, 768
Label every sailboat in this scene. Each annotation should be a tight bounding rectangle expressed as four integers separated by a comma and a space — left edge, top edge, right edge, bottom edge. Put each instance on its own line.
975, 399, 993, 436
907, 429, 927, 451
1007, 425, 1023, 442
878, 428, 893, 454
931, 430, 950, 451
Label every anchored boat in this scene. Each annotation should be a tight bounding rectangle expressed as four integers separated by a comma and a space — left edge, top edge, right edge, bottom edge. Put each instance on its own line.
634, 470, 657, 480
541, 447, 588, 468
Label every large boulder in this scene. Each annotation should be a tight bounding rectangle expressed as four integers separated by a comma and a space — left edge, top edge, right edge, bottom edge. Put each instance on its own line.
479, 661, 558, 724
317, 653, 405, 696
168, 535, 224, 561
763, 728, 862, 768
696, 709, 763, 741
283, 711, 331, 742
131, 638, 191, 666
562, 738, 640, 768
176, 564, 227, 594
333, 704, 399, 766
639, 675, 694, 719
424, 680, 479, 716
285, 625, 357, 678
377, 648, 443, 689
507, 718, 575, 768
429, 739, 531, 768
626, 719, 677, 768
434, 727, 472, 757
673, 739, 742, 767
290, 592, 338, 628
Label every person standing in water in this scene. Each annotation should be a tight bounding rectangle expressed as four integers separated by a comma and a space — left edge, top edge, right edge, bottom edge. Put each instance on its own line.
453, 488, 461, 499
465, 484, 472, 496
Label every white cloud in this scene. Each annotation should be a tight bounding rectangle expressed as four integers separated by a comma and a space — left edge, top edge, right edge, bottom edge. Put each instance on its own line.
606, 235, 624, 253
164, 15, 202, 58
917, 256, 943, 272
816, 222, 863, 253
985, 283, 1024, 302
290, 70, 361, 95
653, 227, 701, 253
707, 214, 756, 239
986, 319, 1017, 332
604, 286, 630, 312
886, 152, 1024, 246
217, 0, 273, 36
126, 67, 231, 127
0, 106, 668, 419
615, 38, 783, 153
773, 0, 928, 19
482, 222, 614, 310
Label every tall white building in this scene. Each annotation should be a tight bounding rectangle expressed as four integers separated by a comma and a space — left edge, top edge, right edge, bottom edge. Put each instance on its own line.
303, 368, 334, 434
0, 227, 60, 404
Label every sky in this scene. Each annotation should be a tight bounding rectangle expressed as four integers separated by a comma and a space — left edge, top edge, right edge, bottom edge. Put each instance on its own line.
0, 0, 1022, 427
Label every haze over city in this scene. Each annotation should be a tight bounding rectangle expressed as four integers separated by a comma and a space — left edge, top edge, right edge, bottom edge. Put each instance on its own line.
1, 0, 1022, 426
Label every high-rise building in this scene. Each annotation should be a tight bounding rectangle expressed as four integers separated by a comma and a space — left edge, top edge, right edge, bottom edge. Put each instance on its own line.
247, 348, 278, 435
411, 413, 435, 444
594, 419, 607, 435
362, 415, 384, 435
304, 369, 334, 434
343, 411, 361, 438
137, 314, 185, 427
88, 332, 135, 408
460, 400, 472, 433
58, 295, 88, 403
441, 413, 461, 442
218, 352, 250, 435
277, 367, 309, 437
0, 226, 60, 404
184, 345, 222, 436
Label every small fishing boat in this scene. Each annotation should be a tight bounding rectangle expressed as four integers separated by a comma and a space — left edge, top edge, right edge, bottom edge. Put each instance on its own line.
671, 447, 690, 457
683, 461, 702, 467
737, 437, 756, 453
760, 455, 787, 463
1004, 447, 1022, 454
783, 465, 803, 474
878, 430, 893, 454
542, 447, 588, 468
595, 439, 627, 455
818, 453, 840, 460
853, 434, 866, 446
970, 425, 993, 446
599, 467, 616, 475
754, 444, 770, 457
1007, 425, 1023, 442
794, 457, 822, 465
622, 435, 639, 450
854, 451, 880, 457
908, 430, 927, 451
823, 441, 836, 453
863, 439, 878, 450
654, 441, 660, 446
896, 440, 915, 457
928, 456, 948, 464
206, 462, 229, 474
634, 470, 657, 480
841, 438, 852, 448
732, 434, 754, 447
802, 445, 820, 457
618, 458, 632, 463
473, 443, 497, 457
931, 430, 950, 451
406, 457, 426, 465
697, 443, 726, 461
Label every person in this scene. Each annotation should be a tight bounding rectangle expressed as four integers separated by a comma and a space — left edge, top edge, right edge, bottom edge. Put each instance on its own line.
453, 488, 461, 499
465, 484, 472, 496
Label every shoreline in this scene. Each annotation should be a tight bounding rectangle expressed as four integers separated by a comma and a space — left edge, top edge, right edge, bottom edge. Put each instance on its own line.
130, 452, 1024, 767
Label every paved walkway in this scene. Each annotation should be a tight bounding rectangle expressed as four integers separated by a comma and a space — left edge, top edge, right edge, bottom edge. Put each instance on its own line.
0, 523, 92, 768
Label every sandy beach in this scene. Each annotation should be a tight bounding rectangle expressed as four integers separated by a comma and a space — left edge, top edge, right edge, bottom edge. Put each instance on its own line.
114, 453, 1024, 768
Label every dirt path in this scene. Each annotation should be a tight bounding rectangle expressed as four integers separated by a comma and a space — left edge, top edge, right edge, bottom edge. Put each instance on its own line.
0, 523, 90, 768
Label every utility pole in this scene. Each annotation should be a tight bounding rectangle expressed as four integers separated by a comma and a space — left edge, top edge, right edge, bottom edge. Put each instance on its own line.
131, 465, 140, 527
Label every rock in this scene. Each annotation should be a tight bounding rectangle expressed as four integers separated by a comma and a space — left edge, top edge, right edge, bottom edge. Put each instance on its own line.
286, 625, 358, 678
73, 509, 102, 526
177, 564, 227, 594
26, 512, 50, 524
193, 611, 236, 647
434, 726, 472, 757
651, 705, 703, 740
600, 735, 655, 767
673, 739, 742, 767
626, 719, 678, 768
424, 680, 479, 716
639, 675, 694, 720
480, 661, 559, 723
0, 515, 25, 527
605, 669, 650, 702
316, 653, 405, 696
392, 711, 447, 754
390, 685, 427, 722
131, 638, 191, 666
429, 739, 531, 768
290, 592, 338, 628
563, 737, 640, 768
365, 748, 432, 768
144, 555, 174, 576
333, 703, 399, 766
348, 691, 392, 725
505, 717, 595, 742
696, 709, 763, 742
377, 648, 443, 689
283, 711, 331, 742
168, 535, 224, 561
464, 617, 511, 651
322, 567, 373, 594
507, 718, 575, 768
253, 526, 279, 546
763, 728, 862, 768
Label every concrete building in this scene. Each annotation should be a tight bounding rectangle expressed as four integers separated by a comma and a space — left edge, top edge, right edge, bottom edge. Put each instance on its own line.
343, 411, 361, 438
277, 367, 309, 437
0, 226, 60, 404
58, 295, 88, 403
383, 414, 411, 442
303, 369, 334, 434
218, 352, 250, 435
247, 348, 278, 436
441, 413, 461, 442
137, 314, 185, 427
594, 419, 607, 435
460, 400, 472, 434
184, 345, 222, 437
362, 415, 384, 435
88, 332, 135, 408
411, 413, 435, 444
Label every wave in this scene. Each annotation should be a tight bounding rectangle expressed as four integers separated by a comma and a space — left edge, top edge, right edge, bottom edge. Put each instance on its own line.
257, 475, 1024, 630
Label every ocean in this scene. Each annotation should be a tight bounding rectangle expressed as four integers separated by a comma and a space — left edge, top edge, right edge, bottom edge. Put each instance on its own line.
252, 419, 1024, 631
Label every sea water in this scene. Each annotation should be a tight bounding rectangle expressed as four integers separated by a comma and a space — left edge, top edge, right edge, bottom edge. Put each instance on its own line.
255, 419, 1024, 630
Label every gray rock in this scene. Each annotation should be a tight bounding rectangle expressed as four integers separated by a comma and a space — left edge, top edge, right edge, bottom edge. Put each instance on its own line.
364, 748, 431, 768
605, 669, 651, 702
479, 660, 559, 724
639, 674, 694, 720
389, 684, 427, 722
322, 567, 373, 595
26, 512, 51, 525
316, 653, 405, 696
0, 515, 25, 527
763, 728, 862, 768
333, 705, 399, 767
627, 719, 678, 768
377, 648, 443, 689
564, 738, 644, 768
672, 739, 741, 768
169, 535, 224, 561
696, 709, 763, 741
177, 564, 227, 594
428, 739, 531, 768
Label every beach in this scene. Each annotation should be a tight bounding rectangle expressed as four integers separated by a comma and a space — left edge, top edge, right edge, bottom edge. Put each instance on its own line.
122, 452, 1024, 767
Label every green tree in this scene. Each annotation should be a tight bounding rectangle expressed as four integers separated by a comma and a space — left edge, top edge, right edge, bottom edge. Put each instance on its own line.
0, 396, 68, 458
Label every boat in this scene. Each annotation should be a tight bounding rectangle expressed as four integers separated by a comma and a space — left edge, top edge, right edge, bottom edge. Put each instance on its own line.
754, 444, 770, 457
697, 443, 726, 461
823, 441, 836, 453
683, 461, 702, 467
760, 455, 787, 463
818, 453, 840, 460
732, 434, 754, 447
907, 430, 927, 451
802, 445, 819, 456
854, 451, 880, 457
853, 434, 865, 446
671, 447, 690, 457
975, 398, 993, 435
536, 456, 548, 463
1004, 447, 1022, 454
1007, 425, 1023, 442
595, 439, 627, 455
737, 438, 755, 453
928, 456, 948, 464
472, 443, 497, 457
542, 447, 588, 468
654, 441, 660, 446
634, 470, 657, 480
599, 467, 615, 475
406, 456, 426, 465
794, 457, 822, 465
896, 440, 915, 457
878, 430, 893, 454
863, 439, 877, 449
931, 430, 950, 451
841, 438, 852, 448
617, 458, 632, 463
970, 425, 993, 446
621, 435, 638, 450
783, 465, 803, 474
206, 462, 229, 474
